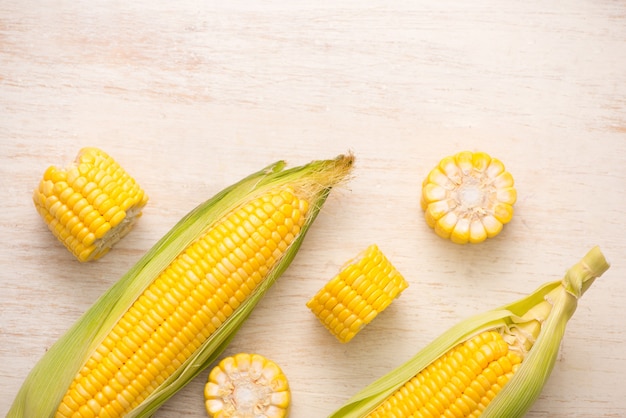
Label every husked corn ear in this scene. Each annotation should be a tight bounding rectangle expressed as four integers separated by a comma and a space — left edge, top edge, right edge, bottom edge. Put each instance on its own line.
420, 151, 516, 244
330, 247, 610, 418
307, 244, 408, 343
368, 330, 522, 418
55, 188, 306, 417
9, 154, 354, 418
33, 147, 148, 261
204, 353, 290, 418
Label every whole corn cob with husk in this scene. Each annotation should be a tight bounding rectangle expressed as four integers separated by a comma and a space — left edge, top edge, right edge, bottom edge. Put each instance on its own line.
329, 246, 609, 418
33, 147, 149, 262
8, 153, 353, 418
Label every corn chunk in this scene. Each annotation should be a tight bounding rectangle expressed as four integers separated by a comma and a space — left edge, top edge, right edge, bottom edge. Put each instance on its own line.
33, 147, 148, 261
307, 244, 408, 343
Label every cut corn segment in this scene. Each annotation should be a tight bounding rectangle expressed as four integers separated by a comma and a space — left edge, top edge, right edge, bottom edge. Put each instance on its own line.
204, 353, 290, 418
420, 151, 516, 244
33, 147, 148, 261
307, 244, 408, 343
330, 247, 609, 418
9, 154, 354, 418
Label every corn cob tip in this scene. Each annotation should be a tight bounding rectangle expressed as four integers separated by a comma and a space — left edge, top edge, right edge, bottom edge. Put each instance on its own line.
307, 244, 408, 343
205, 353, 290, 418
33, 147, 148, 262
421, 150, 516, 244
564, 245, 609, 298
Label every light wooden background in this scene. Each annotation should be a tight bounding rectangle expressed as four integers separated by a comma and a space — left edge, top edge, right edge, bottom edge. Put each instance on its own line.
1, 1, 625, 417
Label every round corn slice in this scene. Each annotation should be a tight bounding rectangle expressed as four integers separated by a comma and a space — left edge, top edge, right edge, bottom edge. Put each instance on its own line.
420, 151, 517, 244
204, 353, 290, 418
32, 147, 148, 261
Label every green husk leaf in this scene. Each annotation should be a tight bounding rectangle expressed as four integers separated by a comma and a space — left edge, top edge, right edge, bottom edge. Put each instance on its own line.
9, 153, 354, 418
482, 246, 610, 418
329, 246, 609, 418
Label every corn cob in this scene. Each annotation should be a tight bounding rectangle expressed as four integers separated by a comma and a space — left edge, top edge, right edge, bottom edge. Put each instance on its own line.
204, 353, 290, 418
367, 330, 522, 417
8, 153, 353, 418
307, 244, 408, 343
420, 151, 516, 244
329, 246, 609, 418
33, 147, 148, 261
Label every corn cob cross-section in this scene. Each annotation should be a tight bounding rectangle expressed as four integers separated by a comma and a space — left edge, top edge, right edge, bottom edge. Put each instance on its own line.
33, 147, 148, 261
330, 247, 610, 418
204, 353, 290, 418
9, 153, 353, 418
307, 244, 408, 343
421, 151, 516, 244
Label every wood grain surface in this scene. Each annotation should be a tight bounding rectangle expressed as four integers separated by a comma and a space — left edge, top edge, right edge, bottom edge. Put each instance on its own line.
1, 1, 625, 417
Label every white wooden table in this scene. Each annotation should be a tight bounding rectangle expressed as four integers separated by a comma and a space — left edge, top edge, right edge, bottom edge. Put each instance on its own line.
1, 1, 625, 417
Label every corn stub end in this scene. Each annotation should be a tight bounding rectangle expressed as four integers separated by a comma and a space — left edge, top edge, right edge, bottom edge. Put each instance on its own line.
421, 151, 516, 244
204, 353, 290, 418
307, 244, 408, 343
33, 147, 148, 261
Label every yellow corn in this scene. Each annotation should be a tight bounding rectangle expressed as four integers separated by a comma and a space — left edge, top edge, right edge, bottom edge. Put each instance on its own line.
307, 244, 408, 343
420, 151, 516, 244
33, 147, 148, 261
55, 188, 306, 417
9, 154, 354, 418
367, 330, 522, 418
330, 247, 610, 418
204, 353, 290, 418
